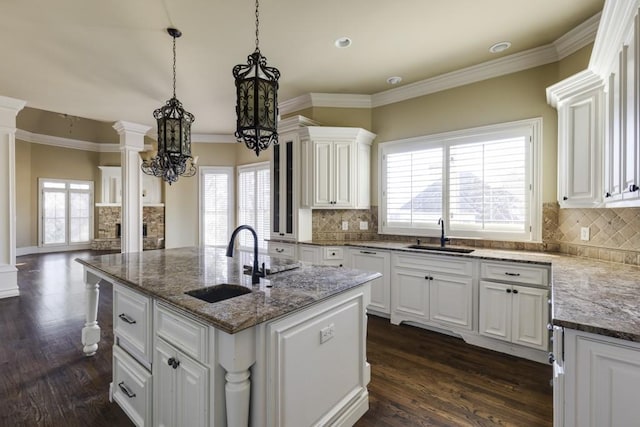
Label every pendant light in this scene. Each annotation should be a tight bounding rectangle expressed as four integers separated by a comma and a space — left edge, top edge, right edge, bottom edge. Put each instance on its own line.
233, 0, 280, 156
142, 28, 196, 185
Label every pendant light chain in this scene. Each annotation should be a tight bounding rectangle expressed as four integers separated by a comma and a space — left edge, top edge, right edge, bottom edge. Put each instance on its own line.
172, 34, 177, 98
255, 0, 260, 51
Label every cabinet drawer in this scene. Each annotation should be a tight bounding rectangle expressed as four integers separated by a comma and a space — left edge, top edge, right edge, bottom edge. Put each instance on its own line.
393, 253, 473, 276
155, 303, 208, 364
268, 242, 296, 259
114, 283, 152, 364
480, 262, 549, 287
113, 345, 152, 427
323, 247, 344, 260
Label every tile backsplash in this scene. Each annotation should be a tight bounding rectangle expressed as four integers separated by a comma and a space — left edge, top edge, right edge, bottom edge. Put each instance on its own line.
312, 203, 640, 265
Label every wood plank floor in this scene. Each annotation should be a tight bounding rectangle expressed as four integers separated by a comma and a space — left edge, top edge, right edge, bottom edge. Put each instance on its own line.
1, 251, 552, 426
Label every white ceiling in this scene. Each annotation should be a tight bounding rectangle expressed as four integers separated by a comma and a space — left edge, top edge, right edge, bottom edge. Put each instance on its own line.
2, 0, 604, 135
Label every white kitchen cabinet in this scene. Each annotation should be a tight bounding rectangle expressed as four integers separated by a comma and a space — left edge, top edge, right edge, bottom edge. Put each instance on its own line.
267, 240, 297, 260
298, 243, 321, 264
349, 248, 391, 315
479, 281, 548, 351
154, 337, 208, 427
547, 70, 604, 208
391, 253, 473, 331
561, 328, 640, 427
301, 126, 375, 209
113, 345, 153, 427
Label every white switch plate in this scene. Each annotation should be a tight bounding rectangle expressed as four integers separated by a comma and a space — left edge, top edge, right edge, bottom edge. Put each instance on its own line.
320, 323, 335, 344
359, 221, 368, 230
341, 221, 348, 231
580, 227, 590, 241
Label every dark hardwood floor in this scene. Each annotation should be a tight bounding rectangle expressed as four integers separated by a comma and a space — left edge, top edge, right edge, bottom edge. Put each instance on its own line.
1, 251, 552, 426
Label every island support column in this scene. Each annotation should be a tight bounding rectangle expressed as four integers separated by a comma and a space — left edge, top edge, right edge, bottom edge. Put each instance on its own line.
0, 96, 25, 299
113, 121, 150, 254
218, 327, 256, 427
81, 269, 102, 356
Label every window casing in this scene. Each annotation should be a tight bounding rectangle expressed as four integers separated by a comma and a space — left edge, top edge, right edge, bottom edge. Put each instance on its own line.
38, 178, 93, 247
380, 118, 542, 242
199, 167, 234, 247
237, 162, 270, 251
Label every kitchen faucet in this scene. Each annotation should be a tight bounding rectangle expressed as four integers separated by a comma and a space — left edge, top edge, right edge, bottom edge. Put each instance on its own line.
226, 225, 265, 284
438, 218, 450, 247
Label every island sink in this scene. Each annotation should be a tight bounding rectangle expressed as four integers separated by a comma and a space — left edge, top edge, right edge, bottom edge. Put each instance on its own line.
185, 284, 252, 303
407, 244, 475, 254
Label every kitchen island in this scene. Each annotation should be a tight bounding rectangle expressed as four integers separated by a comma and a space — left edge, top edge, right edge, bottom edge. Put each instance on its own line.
76, 247, 379, 427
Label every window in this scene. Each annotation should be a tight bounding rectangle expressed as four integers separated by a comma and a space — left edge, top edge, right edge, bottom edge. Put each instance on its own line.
237, 163, 270, 251
380, 118, 541, 242
39, 179, 93, 247
199, 167, 234, 246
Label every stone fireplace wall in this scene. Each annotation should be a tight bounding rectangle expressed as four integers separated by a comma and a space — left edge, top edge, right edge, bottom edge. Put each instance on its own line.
92, 205, 165, 250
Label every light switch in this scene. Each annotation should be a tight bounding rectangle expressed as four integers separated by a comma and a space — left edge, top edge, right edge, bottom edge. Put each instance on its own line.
320, 323, 335, 343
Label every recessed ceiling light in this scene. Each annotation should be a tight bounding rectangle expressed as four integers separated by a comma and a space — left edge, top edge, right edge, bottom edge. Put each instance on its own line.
489, 41, 511, 54
335, 37, 352, 48
386, 76, 402, 85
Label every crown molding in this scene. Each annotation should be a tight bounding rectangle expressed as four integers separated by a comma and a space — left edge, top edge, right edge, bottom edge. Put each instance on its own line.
15, 129, 153, 152
590, 0, 640, 77
0, 96, 26, 113
191, 133, 237, 143
554, 12, 601, 60
278, 115, 322, 133
546, 69, 604, 107
301, 126, 376, 144
279, 93, 372, 116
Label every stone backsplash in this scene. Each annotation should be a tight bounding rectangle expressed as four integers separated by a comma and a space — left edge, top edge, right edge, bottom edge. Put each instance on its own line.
312, 204, 640, 265
92, 205, 165, 250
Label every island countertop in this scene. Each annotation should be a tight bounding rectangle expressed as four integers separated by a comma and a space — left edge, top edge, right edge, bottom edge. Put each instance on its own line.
297, 240, 640, 342
76, 246, 381, 334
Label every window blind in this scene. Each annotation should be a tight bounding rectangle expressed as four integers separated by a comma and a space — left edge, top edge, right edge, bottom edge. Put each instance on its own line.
237, 164, 270, 250
201, 170, 231, 246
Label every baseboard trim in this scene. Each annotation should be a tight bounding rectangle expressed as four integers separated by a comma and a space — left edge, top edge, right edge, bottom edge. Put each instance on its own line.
16, 244, 92, 256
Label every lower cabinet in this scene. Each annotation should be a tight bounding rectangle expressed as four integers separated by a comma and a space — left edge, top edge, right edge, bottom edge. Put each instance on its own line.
349, 249, 391, 315
391, 253, 473, 331
562, 328, 640, 427
479, 281, 549, 350
113, 345, 152, 427
153, 338, 209, 427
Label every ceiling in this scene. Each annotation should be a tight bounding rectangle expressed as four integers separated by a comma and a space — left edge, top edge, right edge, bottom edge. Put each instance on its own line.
2, 0, 604, 135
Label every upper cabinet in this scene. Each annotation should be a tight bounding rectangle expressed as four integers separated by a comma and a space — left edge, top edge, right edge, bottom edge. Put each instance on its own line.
547, 71, 605, 208
299, 126, 376, 209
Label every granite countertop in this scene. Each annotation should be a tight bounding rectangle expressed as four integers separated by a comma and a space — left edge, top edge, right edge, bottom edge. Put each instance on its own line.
300, 240, 640, 342
76, 247, 380, 335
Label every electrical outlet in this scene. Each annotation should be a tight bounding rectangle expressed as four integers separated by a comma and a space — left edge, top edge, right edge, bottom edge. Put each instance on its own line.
359, 221, 368, 230
320, 323, 335, 344
580, 227, 590, 241
341, 221, 348, 231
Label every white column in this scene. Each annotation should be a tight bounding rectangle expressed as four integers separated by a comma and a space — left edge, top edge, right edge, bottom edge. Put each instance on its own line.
0, 96, 26, 299
113, 121, 150, 253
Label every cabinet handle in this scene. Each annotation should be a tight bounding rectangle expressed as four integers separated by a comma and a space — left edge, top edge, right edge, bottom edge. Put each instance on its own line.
424, 276, 433, 281
331, 252, 336, 256
118, 381, 136, 398
360, 251, 377, 255
167, 357, 180, 369
506, 288, 512, 293
605, 192, 612, 198
275, 248, 284, 253
279, 233, 285, 236
504, 272, 520, 277
562, 196, 568, 201
118, 313, 136, 324
547, 323, 553, 331
339, 264, 343, 267
548, 352, 555, 365
512, 289, 519, 294
630, 184, 639, 192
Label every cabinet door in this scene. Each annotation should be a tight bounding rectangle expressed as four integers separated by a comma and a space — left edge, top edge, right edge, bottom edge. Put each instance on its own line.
511, 285, 549, 350
479, 281, 511, 342
391, 268, 429, 324
350, 250, 391, 315
429, 273, 473, 330
566, 330, 640, 427
272, 133, 298, 240
333, 141, 353, 207
298, 244, 321, 264
558, 89, 603, 207
154, 339, 176, 427
312, 141, 333, 207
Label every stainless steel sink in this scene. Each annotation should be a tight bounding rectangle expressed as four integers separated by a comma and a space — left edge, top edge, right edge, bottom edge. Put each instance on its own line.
185, 284, 252, 303
406, 244, 475, 254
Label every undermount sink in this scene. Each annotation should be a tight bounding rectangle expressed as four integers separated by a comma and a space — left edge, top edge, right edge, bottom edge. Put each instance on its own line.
185, 284, 252, 303
406, 244, 475, 254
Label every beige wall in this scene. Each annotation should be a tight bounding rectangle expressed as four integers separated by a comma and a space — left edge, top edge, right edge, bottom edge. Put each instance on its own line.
15, 141, 32, 248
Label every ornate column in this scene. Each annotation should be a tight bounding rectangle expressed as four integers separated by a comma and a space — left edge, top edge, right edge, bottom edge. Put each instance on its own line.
0, 96, 26, 299
113, 121, 151, 253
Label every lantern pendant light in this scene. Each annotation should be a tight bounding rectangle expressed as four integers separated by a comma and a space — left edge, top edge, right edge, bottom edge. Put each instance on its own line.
142, 27, 196, 185
233, 0, 280, 156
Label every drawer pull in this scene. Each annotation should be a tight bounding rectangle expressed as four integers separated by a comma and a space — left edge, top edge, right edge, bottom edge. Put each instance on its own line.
118, 313, 137, 324
548, 352, 555, 365
506, 288, 512, 293
275, 248, 284, 253
512, 289, 519, 294
504, 272, 521, 277
168, 357, 180, 369
118, 381, 136, 398
360, 251, 377, 255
